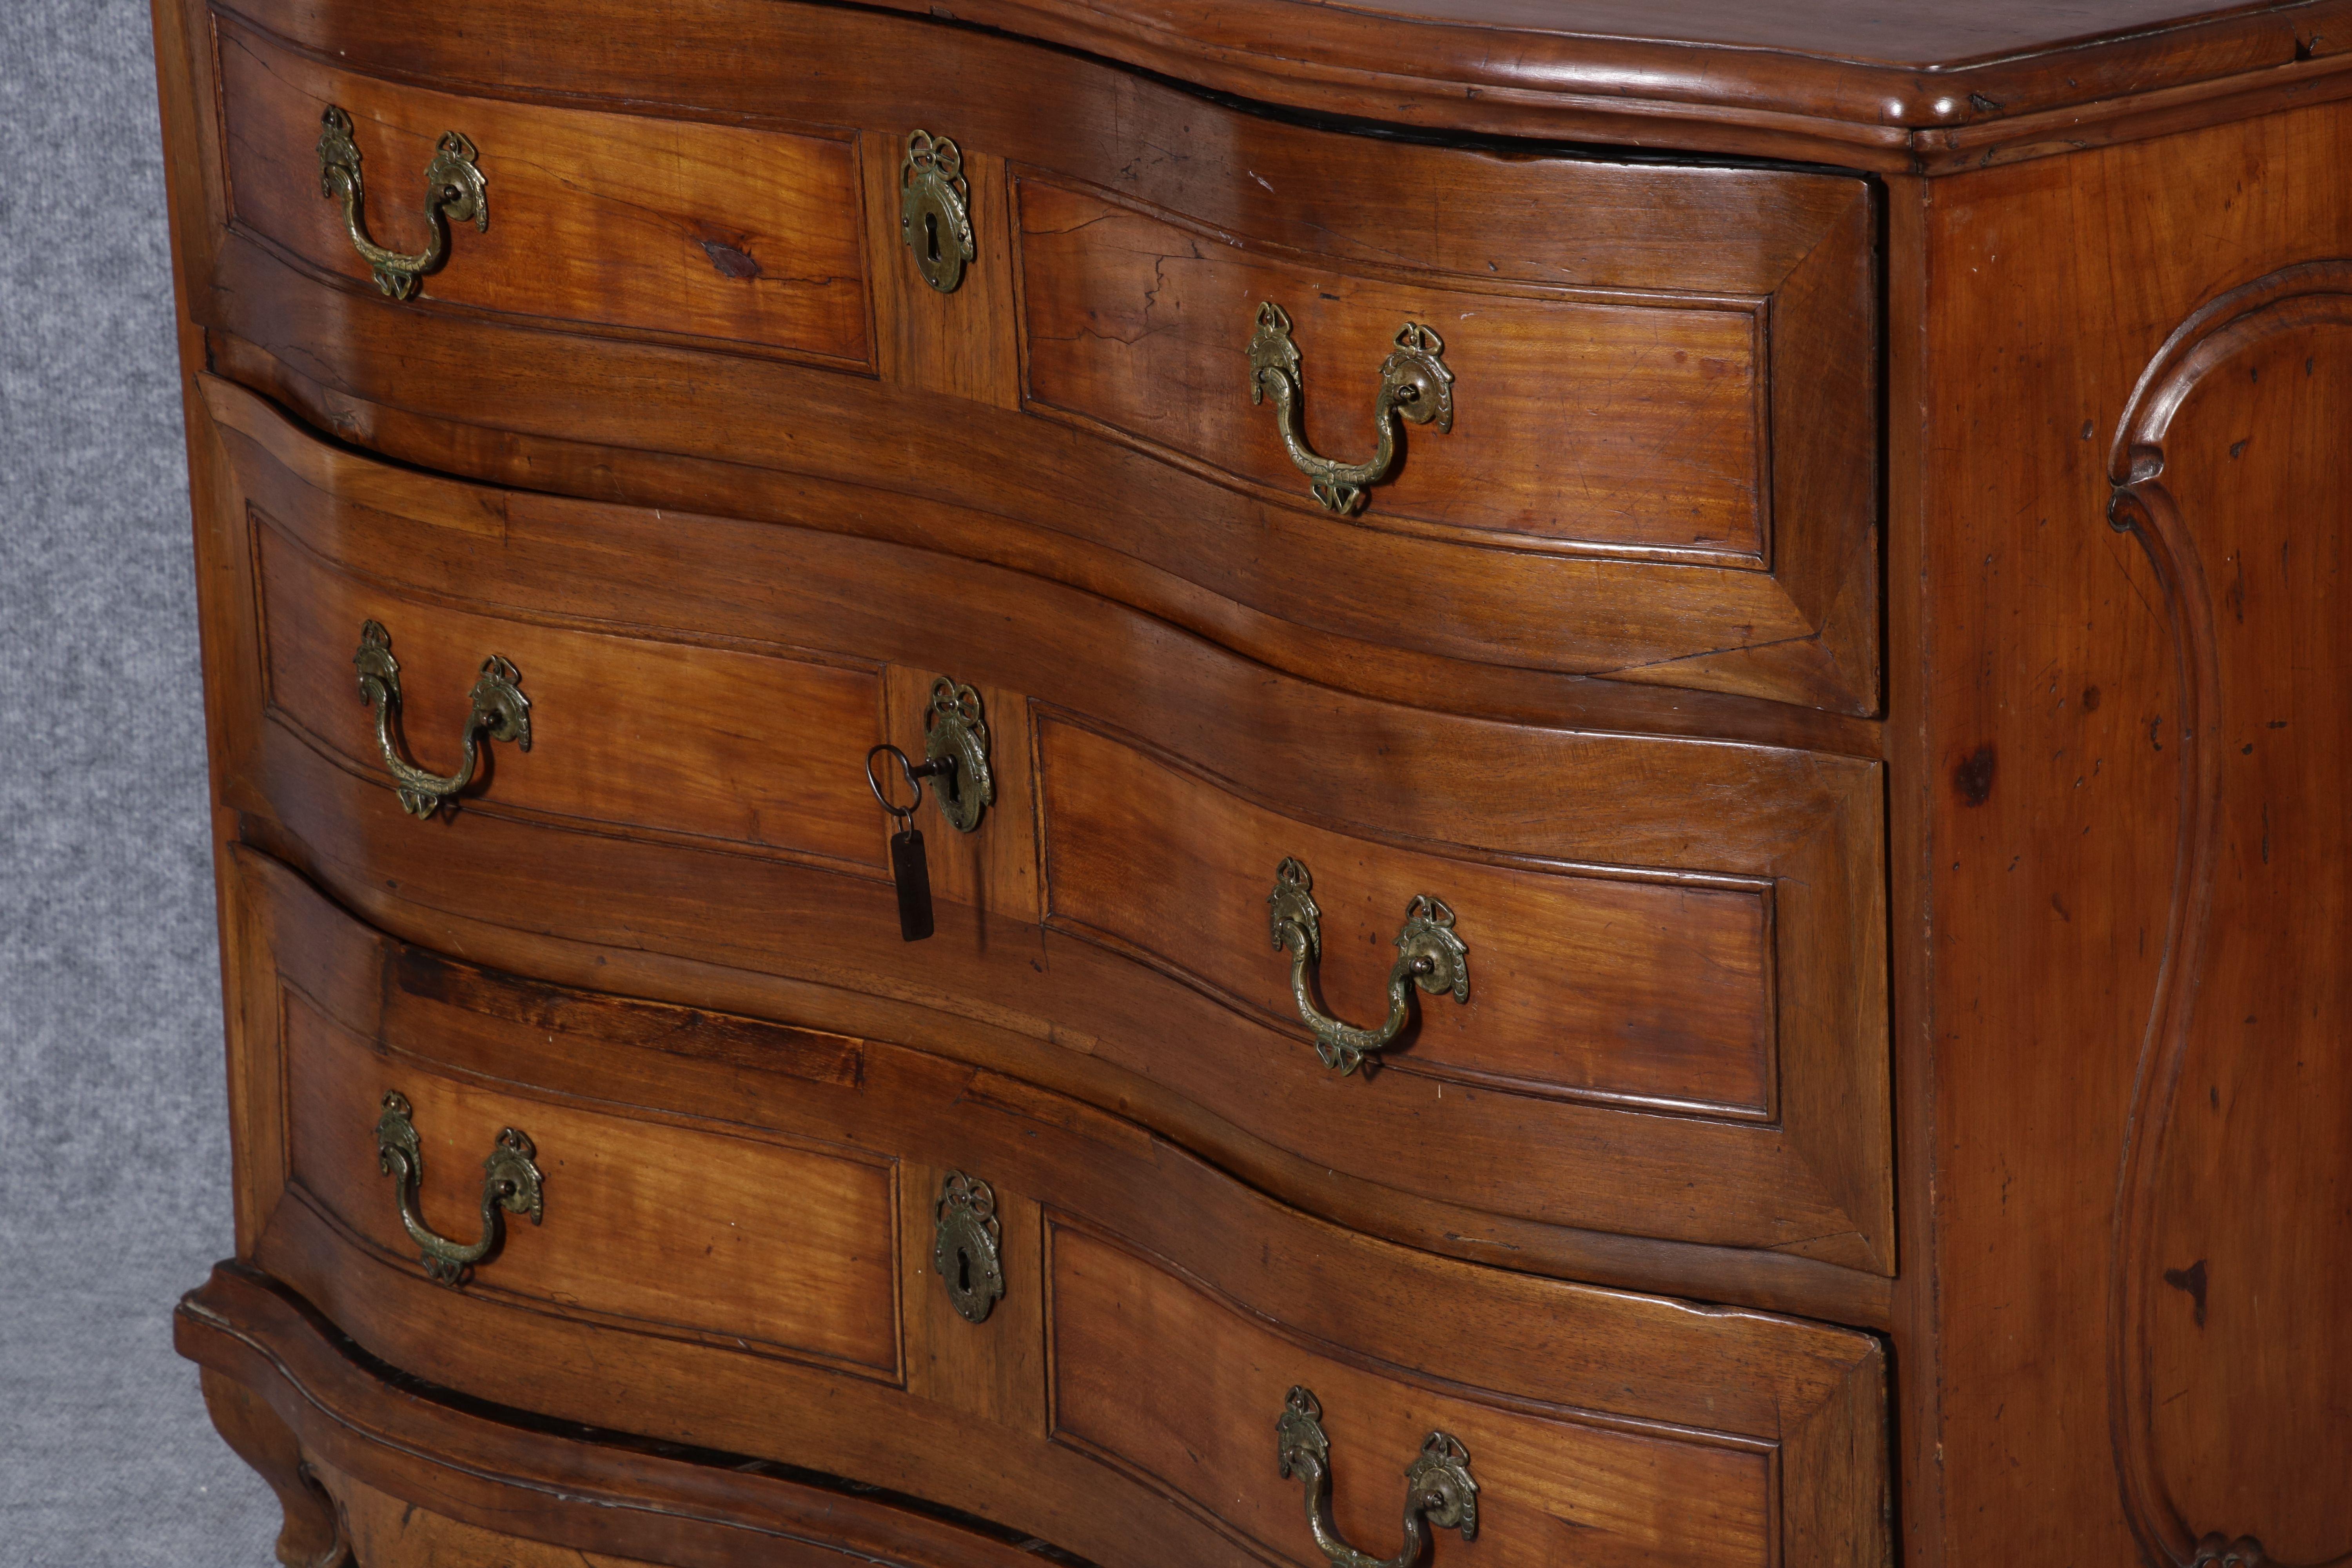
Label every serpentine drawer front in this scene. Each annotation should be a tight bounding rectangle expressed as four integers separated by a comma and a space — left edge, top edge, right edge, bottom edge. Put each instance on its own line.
181, 0, 1878, 715
165, 0, 2352, 1560
216, 847, 1889, 1568
204, 376, 1890, 1289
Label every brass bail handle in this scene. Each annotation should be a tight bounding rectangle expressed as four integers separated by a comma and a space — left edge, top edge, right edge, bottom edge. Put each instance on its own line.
1266, 858, 1469, 1076
1276, 1387, 1479, 1568
316, 103, 488, 300
1247, 300, 1455, 515
373, 1091, 544, 1289
353, 620, 530, 820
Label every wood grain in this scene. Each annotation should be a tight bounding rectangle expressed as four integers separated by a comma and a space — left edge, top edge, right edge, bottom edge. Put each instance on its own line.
278, 985, 903, 1377
1038, 713, 1777, 1119
1051, 1222, 1774, 1568
1017, 177, 1771, 563
187, 0, 1884, 713
2106, 264, 2352, 1568
1907, 87, 2352, 1568
212, 12, 871, 368
201, 846, 1888, 1568
203, 384, 1892, 1274
250, 499, 887, 875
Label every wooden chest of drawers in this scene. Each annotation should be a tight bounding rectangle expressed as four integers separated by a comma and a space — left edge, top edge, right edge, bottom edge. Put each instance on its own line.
150, 2, 2352, 1565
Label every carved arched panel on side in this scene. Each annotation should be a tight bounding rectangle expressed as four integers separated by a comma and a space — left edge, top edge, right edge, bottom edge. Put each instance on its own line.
2107, 261, 2352, 1568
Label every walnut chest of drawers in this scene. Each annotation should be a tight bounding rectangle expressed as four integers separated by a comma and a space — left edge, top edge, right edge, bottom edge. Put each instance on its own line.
150, 2, 2352, 1564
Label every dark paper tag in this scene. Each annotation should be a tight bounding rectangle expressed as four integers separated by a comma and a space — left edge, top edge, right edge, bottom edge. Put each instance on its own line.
890, 828, 935, 942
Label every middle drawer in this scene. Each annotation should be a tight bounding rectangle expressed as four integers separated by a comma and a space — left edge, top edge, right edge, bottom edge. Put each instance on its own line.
207, 375, 1891, 1303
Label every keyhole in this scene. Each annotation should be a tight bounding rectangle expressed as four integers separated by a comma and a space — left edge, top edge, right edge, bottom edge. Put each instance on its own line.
925, 210, 940, 265
956, 1246, 972, 1296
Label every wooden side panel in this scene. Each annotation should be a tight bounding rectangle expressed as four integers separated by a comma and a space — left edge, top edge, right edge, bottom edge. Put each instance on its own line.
212, 13, 871, 367
1039, 715, 1775, 1119
250, 509, 886, 873
1016, 178, 1768, 562
277, 988, 902, 1377
1048, 1224, 1774, 1568
1916, 93, 2352, 1568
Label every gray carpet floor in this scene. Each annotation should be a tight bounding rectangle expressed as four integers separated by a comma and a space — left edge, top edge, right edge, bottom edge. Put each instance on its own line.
2, 1, 282, 1561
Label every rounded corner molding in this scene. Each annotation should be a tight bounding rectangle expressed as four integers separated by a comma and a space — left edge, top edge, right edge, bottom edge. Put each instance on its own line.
2103, 256, 2352, 1568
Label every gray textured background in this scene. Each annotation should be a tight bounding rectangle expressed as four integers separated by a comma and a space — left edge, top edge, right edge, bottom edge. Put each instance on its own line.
2, 1, 280, 1562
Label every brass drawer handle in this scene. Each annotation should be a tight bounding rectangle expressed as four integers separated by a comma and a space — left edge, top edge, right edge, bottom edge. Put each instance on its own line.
1267, 858, 1468, 1075
316, 105, 487, 301
1247, 301, 1454, 515
1277, 1387, 1478, 1568
373, 1091, 543, 1289
353, 620, 530, 820
900, 130, 975, 293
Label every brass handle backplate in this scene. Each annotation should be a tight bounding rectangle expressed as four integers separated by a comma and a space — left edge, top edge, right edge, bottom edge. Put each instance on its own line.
373, 1091, 543, 1289
353, 619, 530, 820
1267, 858, 1468, 1075
900, 130, 975, 293
931, 1171, 1005, 1323
1247, 301, 1454, 514
317, 105, 487, 300
1277, 1387, 1478, 1568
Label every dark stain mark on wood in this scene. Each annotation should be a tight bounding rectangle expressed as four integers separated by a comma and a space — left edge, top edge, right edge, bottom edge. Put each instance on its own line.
2162, 1258, 2209, 1326
2082, 685, 2102, 711
701, 239, 763, 279
1954, 744, 1997, 806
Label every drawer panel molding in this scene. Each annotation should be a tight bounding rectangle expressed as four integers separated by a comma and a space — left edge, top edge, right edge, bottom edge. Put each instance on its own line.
214, 844, 1891, 1568
212, 10, 874, 370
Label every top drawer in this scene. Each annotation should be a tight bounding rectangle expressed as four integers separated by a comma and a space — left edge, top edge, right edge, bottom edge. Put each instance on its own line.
183, 0, 1879, 713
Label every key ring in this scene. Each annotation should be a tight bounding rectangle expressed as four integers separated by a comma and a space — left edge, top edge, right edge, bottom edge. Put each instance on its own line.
867, 743, 956, 828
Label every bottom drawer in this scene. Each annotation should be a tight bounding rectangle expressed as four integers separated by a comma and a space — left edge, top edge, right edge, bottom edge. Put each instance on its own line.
226, 845, 1887, 1568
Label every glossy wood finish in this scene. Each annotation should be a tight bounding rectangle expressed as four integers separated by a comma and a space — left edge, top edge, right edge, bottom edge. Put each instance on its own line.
178, 0, 1883, 714
1015, 173, 1853, 565
216, 846, 1889, 1568
178, 1265, 1073, 1568
206, 374, 1892, 1281
855, 0, 2352, 168
282, 989, 901, 1377
1903, 95, 2352, 1568
147, 1, 2352, 1563
214, 15, 869, 368
253, 510, 886, 874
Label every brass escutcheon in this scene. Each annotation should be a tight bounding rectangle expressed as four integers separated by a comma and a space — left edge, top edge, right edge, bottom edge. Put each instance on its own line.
921, 678, 993, 833
900, 130, 975, 293
316, 105, 486, 300
1247, 301, 1454, 515
1276, 1386, 1478, 1568
1267, 858, 1469, 1075
931, 1171, 1004, 1324
374, 1091, 543, 1289
353, 620, 530, 820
